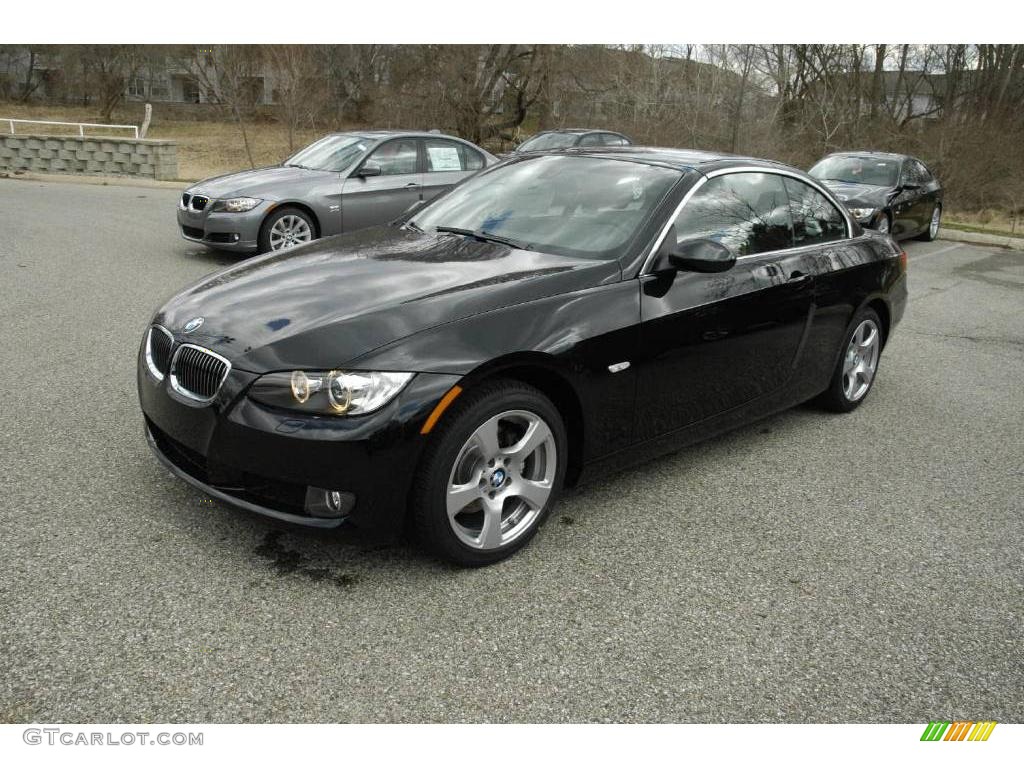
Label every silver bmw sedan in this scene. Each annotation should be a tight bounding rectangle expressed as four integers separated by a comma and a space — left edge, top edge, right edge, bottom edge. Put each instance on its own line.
176, 130, 497, 254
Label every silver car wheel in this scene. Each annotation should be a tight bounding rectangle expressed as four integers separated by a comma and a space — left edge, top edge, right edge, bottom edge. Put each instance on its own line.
446, 409, 557, 551
842, 319, 881, 402
930, 207, 941, 239
875, 214, 890, 235
268, 214, 312, 251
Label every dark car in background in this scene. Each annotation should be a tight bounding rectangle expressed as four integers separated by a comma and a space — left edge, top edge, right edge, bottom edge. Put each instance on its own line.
809, 151, 943, 241
512, 128, 632, 153
142, 147, 906, 565
177, 131, 497, 254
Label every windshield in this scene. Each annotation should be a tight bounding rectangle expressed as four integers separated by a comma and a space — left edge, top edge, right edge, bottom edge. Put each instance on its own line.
284, 134, 370, 172
517, 132, 581, 152
810, 155, 900, 187
410, 155, 682, 260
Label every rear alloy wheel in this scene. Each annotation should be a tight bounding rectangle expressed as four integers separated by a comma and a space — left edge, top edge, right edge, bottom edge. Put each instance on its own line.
412, 380, 567, 566
818, 308, 883, 413
258, 207, 316, 253
916, 205, 941, 241
873, 211, 892, 235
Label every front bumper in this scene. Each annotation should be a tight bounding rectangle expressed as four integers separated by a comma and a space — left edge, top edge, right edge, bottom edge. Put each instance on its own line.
176, 200, 269, 253
138, 341, 461, 534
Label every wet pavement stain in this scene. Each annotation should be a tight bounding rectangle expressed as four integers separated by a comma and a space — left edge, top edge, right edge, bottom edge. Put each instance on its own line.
953, 250, 1024, 291
254, 530, 360, 589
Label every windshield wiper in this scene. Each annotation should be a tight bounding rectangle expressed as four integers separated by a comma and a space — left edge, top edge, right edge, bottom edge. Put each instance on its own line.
435, 226, 528, 250
284, 162, 313, 170
402, 220, 424, 233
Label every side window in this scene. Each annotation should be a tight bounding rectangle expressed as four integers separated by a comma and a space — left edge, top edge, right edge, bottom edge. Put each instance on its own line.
783, 178, 847, 246
365, 139, 419, 176
673, 172, 793, 257
578, 133, 603, 147
912, 159, 932, 183
424, 138, 482, 173
901, 160, 921, 187
601, 134, 626, 146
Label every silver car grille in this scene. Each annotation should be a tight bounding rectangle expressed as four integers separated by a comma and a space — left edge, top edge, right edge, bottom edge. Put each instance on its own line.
169, 344, 231, 403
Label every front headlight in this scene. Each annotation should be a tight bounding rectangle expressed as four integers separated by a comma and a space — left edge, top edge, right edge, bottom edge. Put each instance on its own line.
847, 207, 876, 221
249, 370, 415, 416
212, 197, 262, 213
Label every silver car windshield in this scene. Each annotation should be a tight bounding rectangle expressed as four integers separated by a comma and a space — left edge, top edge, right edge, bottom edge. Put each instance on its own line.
410, 155, 682, 260
284, 135, 370, 172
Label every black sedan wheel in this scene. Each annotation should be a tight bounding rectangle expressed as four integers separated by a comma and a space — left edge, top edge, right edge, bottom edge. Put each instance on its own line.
916, 205, 941, 242
818, 307, 883, 413
258, 206, 316, 253
412, 380, 567, 566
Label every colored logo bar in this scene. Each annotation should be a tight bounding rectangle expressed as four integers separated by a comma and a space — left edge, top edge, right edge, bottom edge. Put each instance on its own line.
920, 721, 997, 741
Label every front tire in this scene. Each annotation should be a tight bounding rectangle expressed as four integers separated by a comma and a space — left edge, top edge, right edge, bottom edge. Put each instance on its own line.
412, 379, 567, 566
817, 308, 883, 413
916, 204, 941, 241
258, 206, 317, 254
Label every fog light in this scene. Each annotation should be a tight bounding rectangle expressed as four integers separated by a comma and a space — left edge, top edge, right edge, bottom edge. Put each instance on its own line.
303, 486, 355, 519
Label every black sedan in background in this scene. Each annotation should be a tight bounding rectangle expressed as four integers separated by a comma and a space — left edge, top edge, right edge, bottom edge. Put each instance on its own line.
513, 128, 632, 152
139, 148, 907, 565
810, 151, 943, 241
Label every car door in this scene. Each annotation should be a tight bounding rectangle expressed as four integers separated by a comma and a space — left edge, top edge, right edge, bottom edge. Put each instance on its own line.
892, 158, 925, 237
635, 171, 815, 440
340, 138, 423, 232
420, 138, 487, 204
908, 158, 939, 232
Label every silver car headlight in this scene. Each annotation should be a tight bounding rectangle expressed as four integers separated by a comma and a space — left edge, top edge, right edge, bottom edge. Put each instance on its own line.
212, 197, 262, 213
249, 370, 415, 415
847, 207, 876, 221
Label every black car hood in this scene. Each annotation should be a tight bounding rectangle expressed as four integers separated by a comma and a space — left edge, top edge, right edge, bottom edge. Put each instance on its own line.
155, 227, 621, 372
819, 179, 895, 208
187, 165, 335, 200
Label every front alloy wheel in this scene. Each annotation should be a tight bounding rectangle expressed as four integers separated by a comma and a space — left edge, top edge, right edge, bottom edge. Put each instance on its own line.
874, 211, 891, 235
447, 410, 557, 551
413, 379, 567, 566
258, 206, 316, 253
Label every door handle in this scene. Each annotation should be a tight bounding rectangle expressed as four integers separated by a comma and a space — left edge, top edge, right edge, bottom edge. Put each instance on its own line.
788, 271, 812, 283
403, 183, 420, 189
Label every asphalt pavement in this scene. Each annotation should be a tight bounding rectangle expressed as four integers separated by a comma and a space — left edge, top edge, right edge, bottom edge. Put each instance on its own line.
1, 177, 1021, 723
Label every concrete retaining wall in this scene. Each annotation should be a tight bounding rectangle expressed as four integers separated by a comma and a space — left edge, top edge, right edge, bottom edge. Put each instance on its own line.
0, 133, 178, 180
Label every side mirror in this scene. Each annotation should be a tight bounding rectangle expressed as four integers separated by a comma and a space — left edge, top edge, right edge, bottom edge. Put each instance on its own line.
656, 229, 736, 273
357, 163, 382, 178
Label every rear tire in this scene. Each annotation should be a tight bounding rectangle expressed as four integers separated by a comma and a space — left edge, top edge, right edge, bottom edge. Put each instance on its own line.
411, 379, 567, 566
817, 307, 883, 413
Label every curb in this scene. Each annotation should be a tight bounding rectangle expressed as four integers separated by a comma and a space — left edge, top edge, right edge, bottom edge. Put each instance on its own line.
0, 170, 194, 190
939, 227, 1024, 251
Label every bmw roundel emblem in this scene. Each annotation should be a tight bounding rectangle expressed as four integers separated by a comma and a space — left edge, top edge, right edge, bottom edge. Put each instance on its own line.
183, 317, 204, 333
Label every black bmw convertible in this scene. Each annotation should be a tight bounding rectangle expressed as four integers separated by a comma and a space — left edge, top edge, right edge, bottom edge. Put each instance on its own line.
139, 147, 908, 565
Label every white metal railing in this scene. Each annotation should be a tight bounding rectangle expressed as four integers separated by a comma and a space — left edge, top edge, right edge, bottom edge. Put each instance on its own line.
3, 118, 139, 139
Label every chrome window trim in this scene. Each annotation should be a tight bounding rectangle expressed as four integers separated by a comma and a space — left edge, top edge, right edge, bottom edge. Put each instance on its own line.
144, 324, 174, 382
169, 343, 232, 404
640, 166, 856, 276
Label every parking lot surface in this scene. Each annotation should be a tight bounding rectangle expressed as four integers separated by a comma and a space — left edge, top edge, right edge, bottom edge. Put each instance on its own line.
1, 178, 1022, 722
